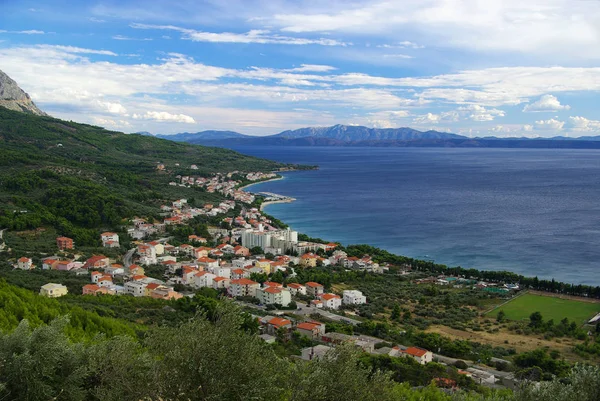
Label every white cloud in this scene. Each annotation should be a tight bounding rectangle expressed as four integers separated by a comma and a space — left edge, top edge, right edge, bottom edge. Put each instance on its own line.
133, 111, 195, 123
382, 54, 414, 59
523, 94, 570, 112
268, 0, 600, 60
112, 35, 153, 41
457, 104, 505, 121
130, 23, 350, 46
42, 45, 118, 56
98, 101, 127, 115
0, 30, 46, 34
568, 116, 600, 132
88, 17, 106, 23
287, 64, 337, 72
534, 118, 564, 130
377, 41, 424, 49
523, 124, 533, 131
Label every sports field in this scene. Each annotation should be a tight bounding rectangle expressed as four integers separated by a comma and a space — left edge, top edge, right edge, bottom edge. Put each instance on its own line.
487, 293, 600, 324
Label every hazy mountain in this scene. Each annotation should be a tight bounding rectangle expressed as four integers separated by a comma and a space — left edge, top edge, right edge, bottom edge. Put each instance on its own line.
155, 130, 249, 142
275, 124, 465, 141
0, 69, 47, 116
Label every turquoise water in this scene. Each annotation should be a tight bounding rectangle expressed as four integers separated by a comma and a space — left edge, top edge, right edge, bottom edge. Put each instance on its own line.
234, 146, 600, 285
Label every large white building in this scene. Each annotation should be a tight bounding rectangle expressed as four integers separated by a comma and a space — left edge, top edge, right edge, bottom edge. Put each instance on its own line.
342, 290, 367, 305
241, 228, 298, 251
256, 287, 292, 307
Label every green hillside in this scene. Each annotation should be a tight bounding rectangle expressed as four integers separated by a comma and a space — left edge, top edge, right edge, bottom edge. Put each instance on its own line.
0, 106, 290, 245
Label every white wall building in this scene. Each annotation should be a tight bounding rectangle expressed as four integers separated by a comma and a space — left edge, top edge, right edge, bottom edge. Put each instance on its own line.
125, 281, 147, 297
256, 287, 292, 307
342, 290, 367, 305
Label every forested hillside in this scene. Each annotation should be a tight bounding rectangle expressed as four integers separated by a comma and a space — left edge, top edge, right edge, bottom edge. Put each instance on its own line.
0, 107, 289, 245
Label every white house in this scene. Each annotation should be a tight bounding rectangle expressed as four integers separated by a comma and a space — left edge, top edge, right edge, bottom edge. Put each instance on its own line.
256, 287, 292, 307
124, 281, 147, 297
396, 347, 434, 365
193, 271, 216, 288
101, 232, 120, 247
228, 278, 260, 297
40, 283, 68, 298
16, 257, 33, 270
301, 345, 333, 361
286, 283, 307, 296
212, 276, 230, 290
342, 290, 367, 305
213, 267, 231, 279
319, 293, 342, 310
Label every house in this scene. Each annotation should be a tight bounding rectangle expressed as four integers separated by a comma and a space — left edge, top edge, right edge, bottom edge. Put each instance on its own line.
299, 253, 318, 268
42, 258, 58, 270
56, 236, 74, 250
263, 281, 283, 288
197, 257, 218, 270
255, 259, 272, 274
305, 282, 324, 297
301, 345, 333, 361
311, 299, 324, 308
213, 267, 231, 279
16, 257, 33, 270
40, 283, 68, 298
286, 283, 307, 296
101, 232, 119, 247
97, 275, 113, 287
144, 283, 162, 297
212, 276, 230, 290
228, 278, 260, 297
398, 347, 433, 365
181, 266, 199, 284
231, 268, 249, 279
124, 281, 147, 297
90, 271, 103, 283
342, 290, 367, 305
320, 293, 342, 310
296, 321, 326, 339
83, 284, 115, 296
233, 245, 250, 256
128, 264, 145, 276
83, 255, 110, 270
55, 260, 77, 271
265, 316, 292, 335
256, 287, 292, 307
194, 271, 216, 288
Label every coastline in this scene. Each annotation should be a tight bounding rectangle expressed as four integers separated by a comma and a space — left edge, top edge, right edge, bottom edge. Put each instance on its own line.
239, 169, 600, 291
238, 176, 284, 192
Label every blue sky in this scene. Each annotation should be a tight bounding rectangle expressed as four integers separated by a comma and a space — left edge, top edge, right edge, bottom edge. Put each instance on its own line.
1, 0, 600, 137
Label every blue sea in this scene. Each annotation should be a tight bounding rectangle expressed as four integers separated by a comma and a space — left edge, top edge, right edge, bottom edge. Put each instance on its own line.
233, 146, 600, 286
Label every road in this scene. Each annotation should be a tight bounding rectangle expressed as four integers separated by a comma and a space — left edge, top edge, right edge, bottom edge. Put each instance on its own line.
123, 248, 136, 268
294, 303, 361, 326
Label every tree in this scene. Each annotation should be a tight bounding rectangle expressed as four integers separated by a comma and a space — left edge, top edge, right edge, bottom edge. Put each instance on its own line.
391, 304, 401, 321
529, 311, 543, 328
496, 310, 506, 322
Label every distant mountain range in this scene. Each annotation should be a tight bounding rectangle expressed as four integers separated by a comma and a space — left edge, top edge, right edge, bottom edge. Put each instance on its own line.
142, 125, 600, 149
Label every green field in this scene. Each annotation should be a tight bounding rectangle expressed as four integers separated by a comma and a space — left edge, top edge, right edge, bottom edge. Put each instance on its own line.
487, 293, 600, 324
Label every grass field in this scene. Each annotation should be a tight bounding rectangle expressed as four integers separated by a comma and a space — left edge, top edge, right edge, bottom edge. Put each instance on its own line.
487, 293, 600, 324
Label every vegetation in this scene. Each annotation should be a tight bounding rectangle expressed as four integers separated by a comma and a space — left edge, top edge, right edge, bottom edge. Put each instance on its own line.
487, 294, 600, 324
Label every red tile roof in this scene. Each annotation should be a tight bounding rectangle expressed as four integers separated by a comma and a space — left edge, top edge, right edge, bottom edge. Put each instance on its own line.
321, 293, 340, 300
403, 347, 429, 357
268, 317, 292, 328
231, 278, 259, 286
263, 281, 282, 288
305, 281, 323, 288
286, 283, 305, 289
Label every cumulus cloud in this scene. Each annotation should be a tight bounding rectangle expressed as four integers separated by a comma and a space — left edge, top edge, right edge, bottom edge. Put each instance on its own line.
568, 116, 600, 132
523, 124, 533, 131
112, 35, 153, 41
523, 94, 570, 112
286, 64, 337, 72
130, 23, 349, 46
377, 41, 424, 49
457, 104, 505, 121
133, 111, 196, 123
534, 118, 564, 130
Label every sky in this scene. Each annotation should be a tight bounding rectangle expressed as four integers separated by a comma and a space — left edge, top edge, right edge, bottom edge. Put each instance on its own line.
1, 0, 600, 137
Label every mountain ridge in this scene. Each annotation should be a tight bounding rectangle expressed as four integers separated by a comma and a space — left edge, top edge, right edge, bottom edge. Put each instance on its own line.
0, 69, 47, 116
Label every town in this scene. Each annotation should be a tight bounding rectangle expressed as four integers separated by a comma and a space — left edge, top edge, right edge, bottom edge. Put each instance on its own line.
9, 169, 532, 391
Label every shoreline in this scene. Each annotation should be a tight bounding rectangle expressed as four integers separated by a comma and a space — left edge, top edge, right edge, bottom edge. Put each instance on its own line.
238, 176, 284, 192
259, 197, 296, 211
240, 171, 600, 291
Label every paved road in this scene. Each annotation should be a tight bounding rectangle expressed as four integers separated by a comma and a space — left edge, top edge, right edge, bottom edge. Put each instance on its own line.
123, 248, 136, 268
294, 303, 361, 326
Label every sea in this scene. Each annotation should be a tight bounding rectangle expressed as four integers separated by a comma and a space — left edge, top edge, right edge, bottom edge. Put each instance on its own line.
232, 146, 600, 286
